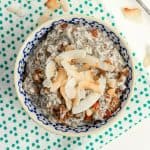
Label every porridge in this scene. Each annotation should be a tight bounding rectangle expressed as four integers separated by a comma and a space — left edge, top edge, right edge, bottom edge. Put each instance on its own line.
23, 22, 129, 127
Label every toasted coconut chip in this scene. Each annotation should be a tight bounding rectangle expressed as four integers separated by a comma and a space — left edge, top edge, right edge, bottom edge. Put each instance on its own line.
60, 0, 69, 12
79, 70, 95, 82
107, 88, 116, 97
98, 61, 115, 72
60, 86, 72, 110
143, 45, 150, 67
45, 0, 60, 10
65, 77, 77, 99
74, 55, 99, 67
74, 55, 114, 71
66, 26, 74, 43
72, 93, 101, 114
64, 45, 75, 51
61, 60, 79, 78
55, 50, 86, 64
37, 11, 51, 25
45, 58, 56, 79
122, 7, 141, 21
78, 81, 100, 93
7, 5, 25, 17
43, 79, 52, 88
107, 79, 116, 88
98, 76, 106, 95
51, 68, 67, 92
73, 89, 86, 106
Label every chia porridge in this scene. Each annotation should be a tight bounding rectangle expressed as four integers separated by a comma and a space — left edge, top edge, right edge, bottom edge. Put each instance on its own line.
23, 22, 129, 127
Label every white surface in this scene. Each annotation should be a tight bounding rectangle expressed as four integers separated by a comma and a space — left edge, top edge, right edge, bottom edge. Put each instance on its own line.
103, 118, 150, 150
102, 0, 150, 71
101, 1, 150, 150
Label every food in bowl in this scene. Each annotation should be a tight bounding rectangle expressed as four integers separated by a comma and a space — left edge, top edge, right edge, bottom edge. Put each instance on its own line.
23, 22, 130, 127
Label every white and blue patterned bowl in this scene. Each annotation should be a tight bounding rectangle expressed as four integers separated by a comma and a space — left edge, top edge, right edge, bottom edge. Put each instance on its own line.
14, 15, 134, 136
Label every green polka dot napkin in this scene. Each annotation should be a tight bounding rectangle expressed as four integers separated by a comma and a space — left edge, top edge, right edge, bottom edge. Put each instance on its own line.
0, 0, 150, 149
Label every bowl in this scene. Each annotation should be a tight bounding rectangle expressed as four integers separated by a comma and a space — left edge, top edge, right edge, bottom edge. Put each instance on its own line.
14, 15, 134, 136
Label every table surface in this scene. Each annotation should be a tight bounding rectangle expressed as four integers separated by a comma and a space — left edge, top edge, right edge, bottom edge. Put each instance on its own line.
102, 0, 150, 149
0, 0, 150, 149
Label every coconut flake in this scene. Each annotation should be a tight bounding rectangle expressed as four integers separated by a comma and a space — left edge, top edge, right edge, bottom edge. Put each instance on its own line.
60, 85, 72, 110
7, 5, 25, 17
60, 0, 69, 12
55, 50, 86, 64
143, 45, 150, 67
45, 58, 56, 79
122, 7, 142, 22
65, 77, 77, 99
51, 68, 67, 92
98, 61, 115, 72
98, 76, 106, 95
72, 93, 101, 114
75, 55, 99, 67
37, 11, 51, 25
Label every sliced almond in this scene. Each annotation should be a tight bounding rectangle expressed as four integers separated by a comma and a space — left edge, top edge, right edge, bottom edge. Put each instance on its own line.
72, 93, 101, 114
60, 85, 72, 110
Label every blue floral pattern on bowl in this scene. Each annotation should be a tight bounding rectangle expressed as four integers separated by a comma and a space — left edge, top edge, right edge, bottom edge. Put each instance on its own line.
16, 18, 132, 133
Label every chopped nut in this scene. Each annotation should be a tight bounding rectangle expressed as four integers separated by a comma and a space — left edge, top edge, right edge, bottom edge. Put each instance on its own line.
109, 96, 120, 113
84, 114, 93, 121
104, 59, 112, 65
121, 67, 129, 76
64, 45, 74, 51
32, 69, 43, 83
59, 104, 68, 120
104, 109, 112, 119
90, 29, 98, 37
60, 23, 68, 29
43, 87, 50, 94
86, 109, 93, 116
92, 101, 100, 110
46, 102, 52, 108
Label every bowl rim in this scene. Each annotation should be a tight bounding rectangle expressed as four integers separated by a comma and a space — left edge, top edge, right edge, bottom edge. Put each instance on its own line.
14, 14, 135, 137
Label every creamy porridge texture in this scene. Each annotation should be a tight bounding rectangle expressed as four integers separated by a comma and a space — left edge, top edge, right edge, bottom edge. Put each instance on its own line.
23, 22, 129, 127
